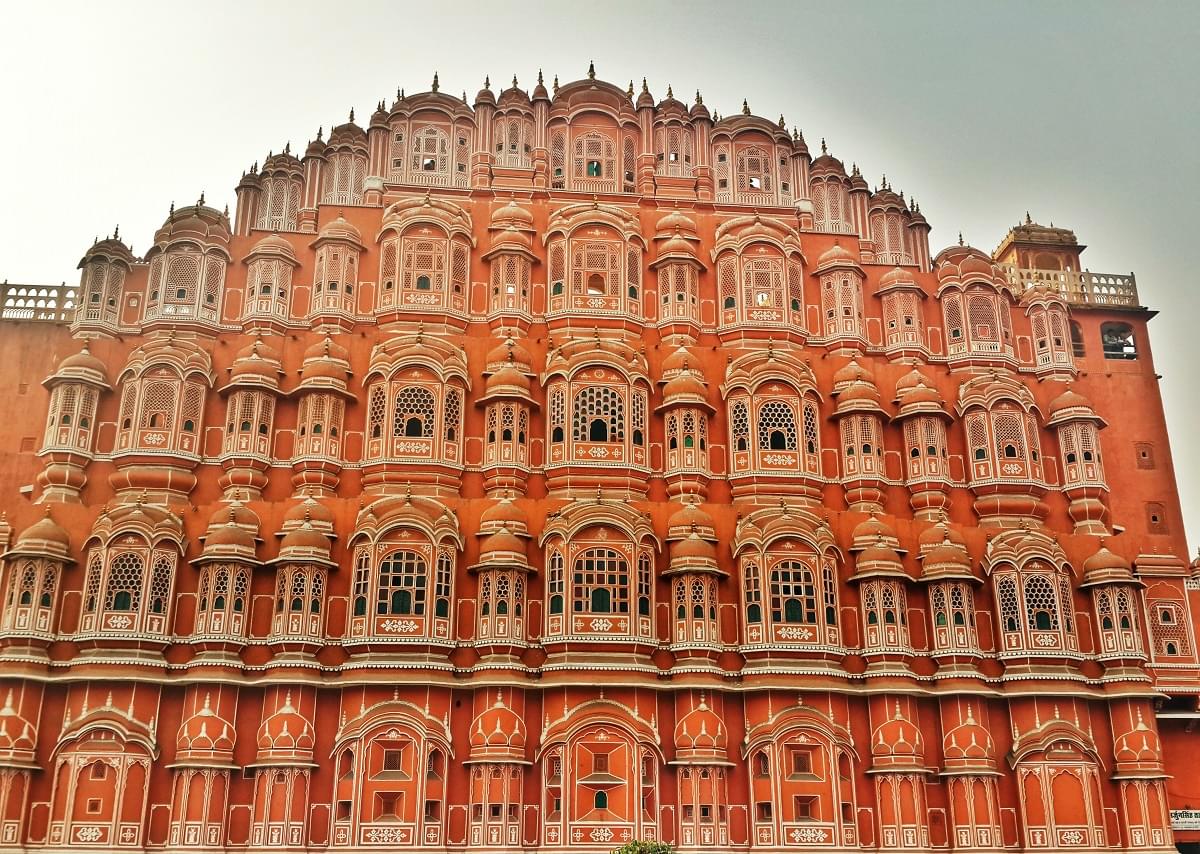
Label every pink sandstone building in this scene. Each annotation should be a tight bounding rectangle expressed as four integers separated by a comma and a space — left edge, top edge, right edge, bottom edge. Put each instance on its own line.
0, 64, 1196, 854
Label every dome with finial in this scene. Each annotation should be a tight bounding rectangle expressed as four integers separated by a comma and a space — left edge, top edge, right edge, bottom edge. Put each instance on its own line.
531, 69, 549, 101
491, 199, 535, 231
834, 371, 885, 417
815, 242, 860, 271
655, 208, 699, 239
636, 78, 655, 110
496, 75, 531, 109
942, 706, 996, 769
198, 516, 257, 562
475, 526, 529, 568
918, 519, 967, 555
933, 243, 1006, 288
47, 342, 109, 388
369, 100, 389, 126
479, 497, 529, 537
474, 75, 496, 107
485, 337, 534, 373
256, 691, 315, 763
660, 365, 711, 410
894, 371, 948, 417
850, 515, 901, 552
1080, 543, 1137, 587
282, 494, 336, 535
674, 695, 728, 763
831, 356, 873, 395
839, 164, 864, 194
79, 230, 135, 269
226, 337, 283, 390
0, 691, 37, 764
298, 335, 353, 392
871, 702, 923, 766
689, 89, 711, 120
1046, 386, 1103, 427
273, 519, 335, 565
482, 361, 534, 401
660, 345, 695, 379
305, 127, 327, 158
468, 692, 526, 761
549, 63, 639, 120
207, 499, 260, 532
6, 509, 72, 562
327, 110, 367, 148
810, 139, 848, 177
870, 181, 906, 212
175, 693, 235, 762
151, 200, 231, 250
920, 533, 976, 581
246, 232, 299, 266
668, 530, 720, 575
878, 265, 918, 291
262, 147, 302, 175
850, 536, 908, 581
1113, 709, 1162, 766
315, 215, 364, 247
666, 501, 716, 542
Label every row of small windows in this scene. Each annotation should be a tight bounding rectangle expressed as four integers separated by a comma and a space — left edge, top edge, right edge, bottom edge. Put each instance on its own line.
6, 549, 1190, 664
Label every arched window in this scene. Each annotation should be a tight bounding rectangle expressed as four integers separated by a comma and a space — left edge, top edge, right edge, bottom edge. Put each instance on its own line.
572, 387, 624, 443
771, 561, 818, 625
993, 561, 1078, 656
757, 401, 797, 451
195, 562, 252, 640
392, 386, 436, 439
377, 551, 427, 616
1101, 322, 1137, 360
572, 548, 629, 616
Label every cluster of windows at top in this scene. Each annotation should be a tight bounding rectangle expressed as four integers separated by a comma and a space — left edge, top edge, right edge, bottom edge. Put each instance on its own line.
5, 521, 1190, 667
266, 124, 802, 202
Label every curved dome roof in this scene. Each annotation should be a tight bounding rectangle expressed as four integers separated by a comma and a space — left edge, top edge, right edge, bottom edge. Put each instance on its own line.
9, 510, 72, 561
53, 342, 109, 385
256, 691, 315, 762
674, 695, 728, 760
316, 215, 363, 245
468, 692, 526, 760
247, 232, 299, 264
176, 693, 235, 759
666, 501, 716, 541
479, 497, 529, 537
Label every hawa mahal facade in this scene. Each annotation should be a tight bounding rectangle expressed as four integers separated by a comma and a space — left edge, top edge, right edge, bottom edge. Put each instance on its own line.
0, 65, 1196, 854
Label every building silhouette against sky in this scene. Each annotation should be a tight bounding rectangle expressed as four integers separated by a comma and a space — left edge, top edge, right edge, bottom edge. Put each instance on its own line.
0, 66, 1196, 853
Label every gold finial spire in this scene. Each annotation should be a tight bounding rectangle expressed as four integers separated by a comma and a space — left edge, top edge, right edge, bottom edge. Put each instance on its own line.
431, 71, 439, 92
741, 98, 751, 115
587, 60, 596, 79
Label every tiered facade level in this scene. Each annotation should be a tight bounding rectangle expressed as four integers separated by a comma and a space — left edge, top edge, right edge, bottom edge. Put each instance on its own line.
0, 66, 1195, 854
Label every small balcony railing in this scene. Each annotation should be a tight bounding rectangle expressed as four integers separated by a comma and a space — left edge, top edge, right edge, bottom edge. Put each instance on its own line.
0, 281, 76, 322
1000, 265, 1141, 307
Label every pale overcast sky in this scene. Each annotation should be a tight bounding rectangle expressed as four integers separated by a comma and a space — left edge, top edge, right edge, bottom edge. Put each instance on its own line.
0, 0, 1196, 553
